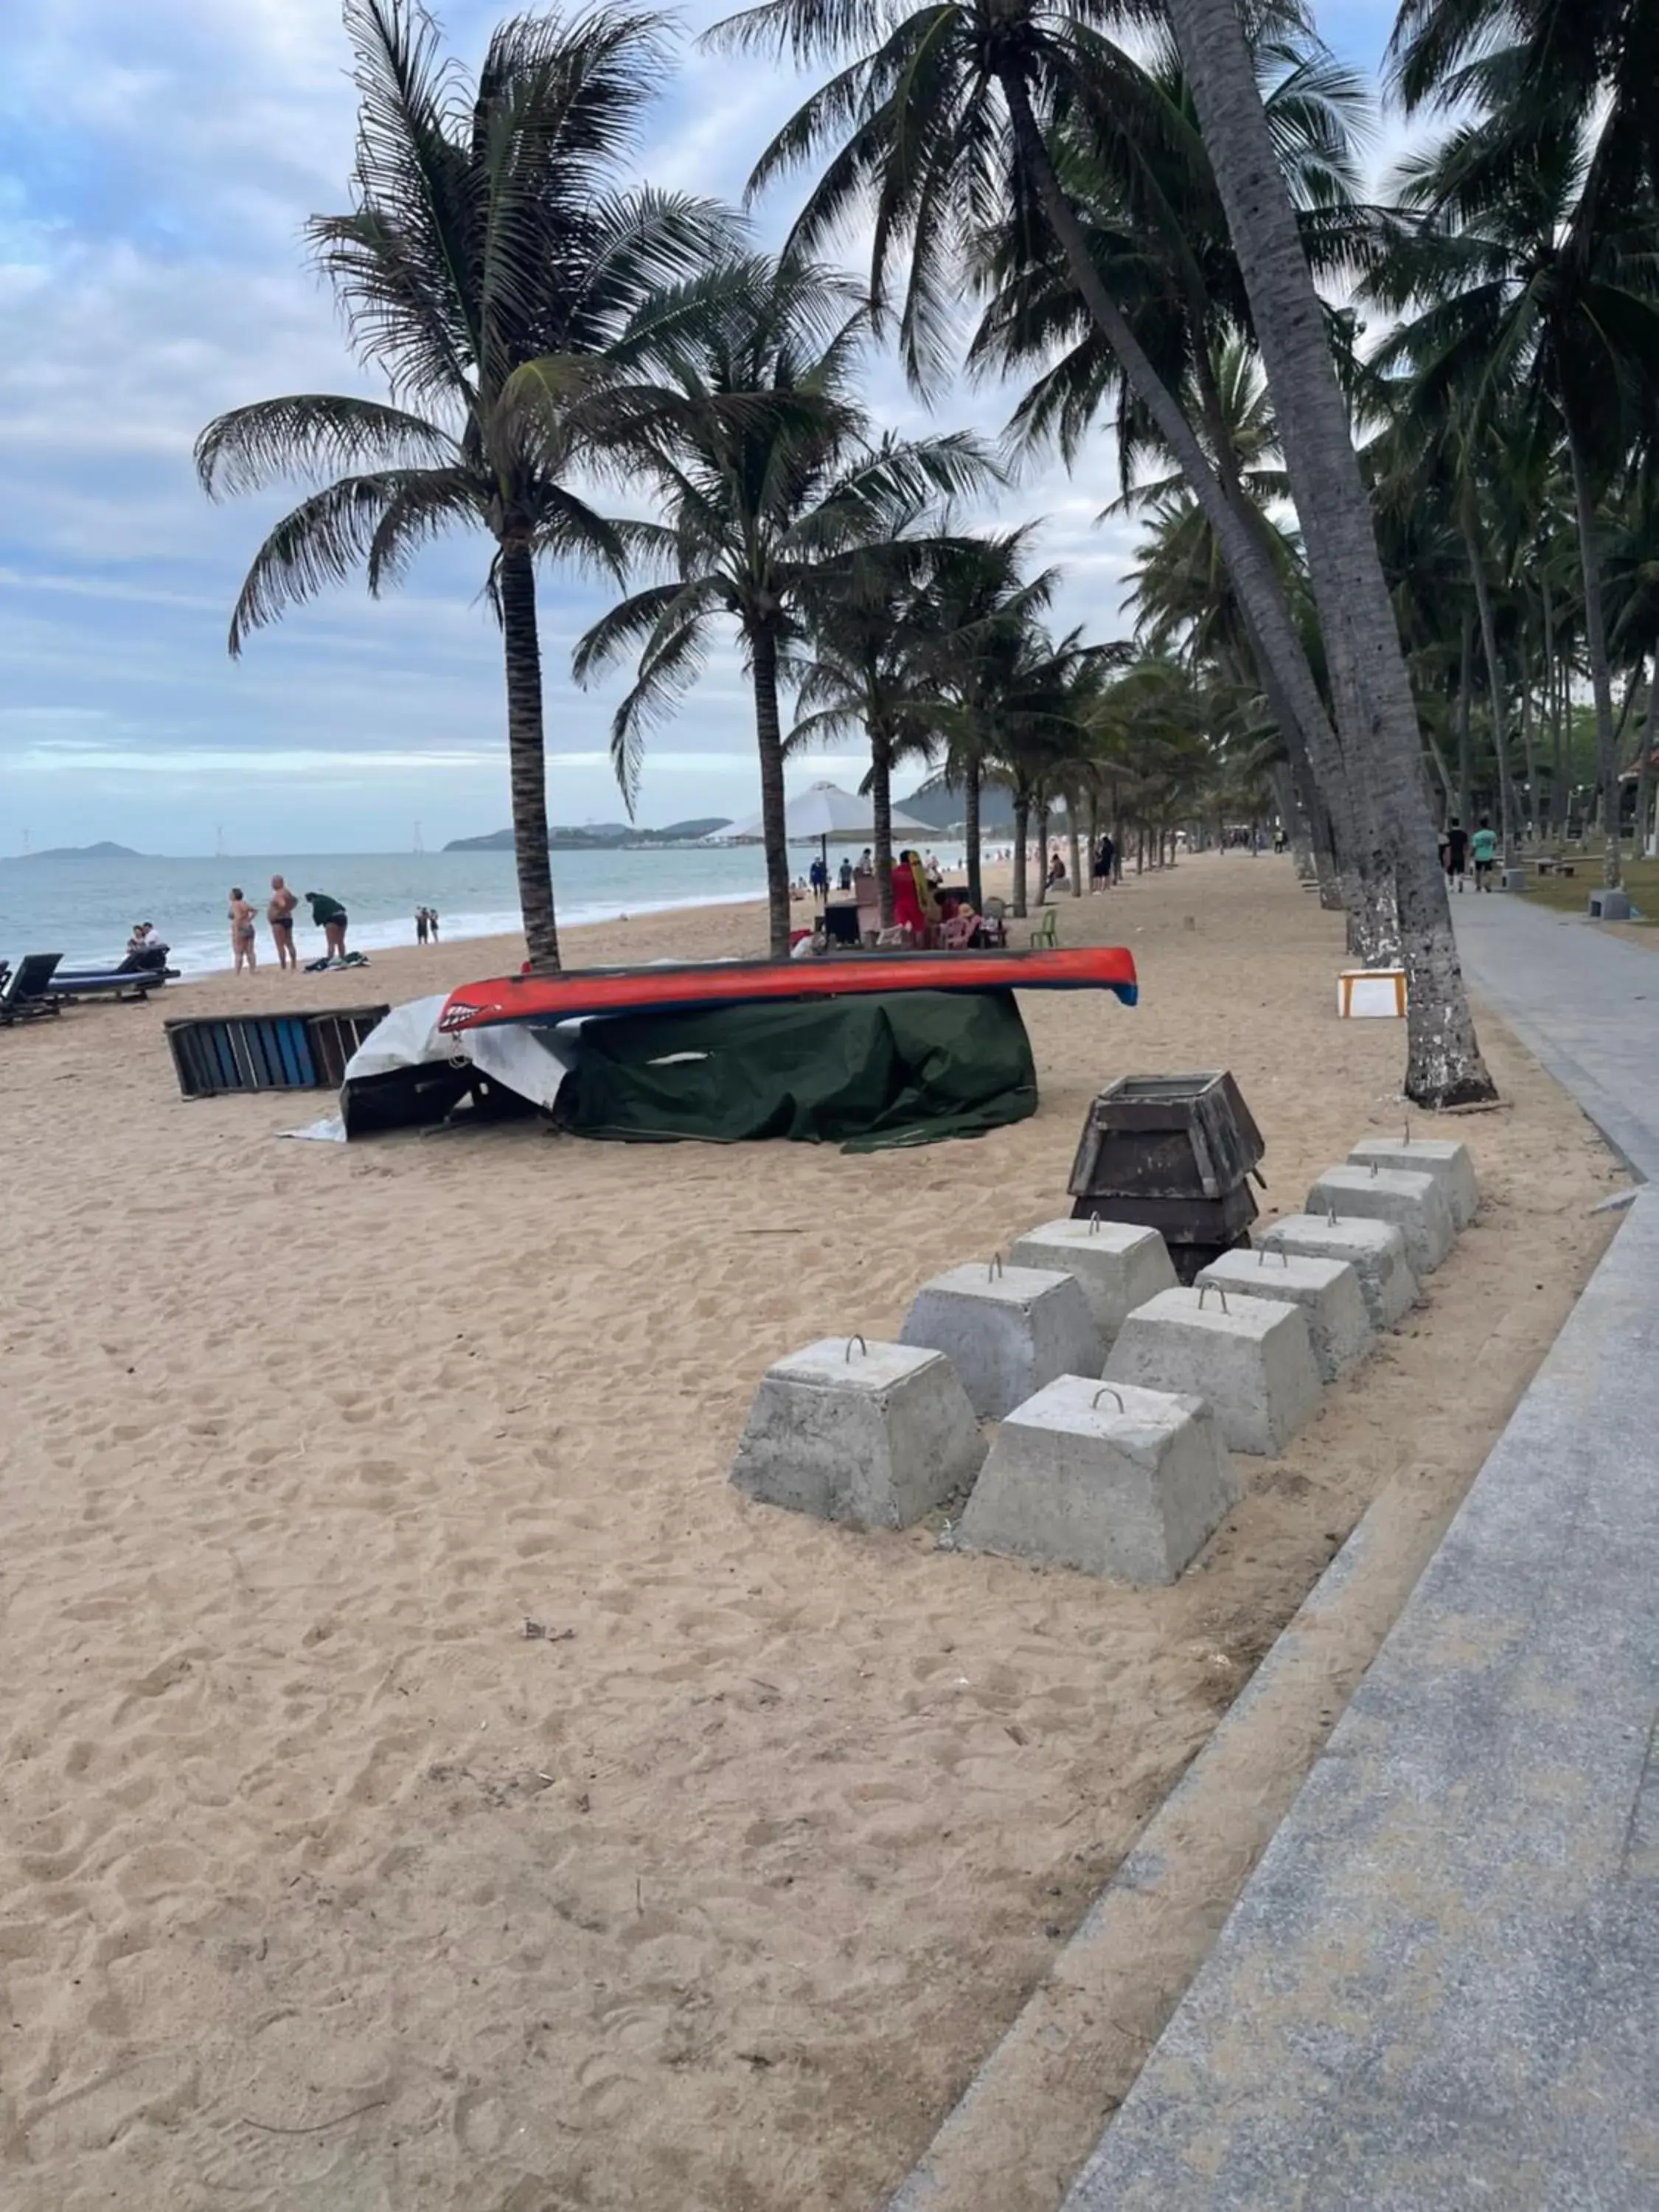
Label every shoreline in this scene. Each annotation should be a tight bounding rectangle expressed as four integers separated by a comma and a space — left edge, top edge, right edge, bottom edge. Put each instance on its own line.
153, 886, 773, 983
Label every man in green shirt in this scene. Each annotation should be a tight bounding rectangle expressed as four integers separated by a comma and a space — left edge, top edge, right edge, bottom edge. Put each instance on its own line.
1470, 819, 1498, 891
305, 889, 349, 960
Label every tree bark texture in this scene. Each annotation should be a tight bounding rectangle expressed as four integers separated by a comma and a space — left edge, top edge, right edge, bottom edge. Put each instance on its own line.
1012, 795, 1031, 917
498, 543, 562, 972
1155, 0, 1495, 1104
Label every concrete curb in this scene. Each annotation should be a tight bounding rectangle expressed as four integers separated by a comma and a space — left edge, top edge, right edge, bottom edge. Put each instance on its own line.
886, 1475, 1415, 2212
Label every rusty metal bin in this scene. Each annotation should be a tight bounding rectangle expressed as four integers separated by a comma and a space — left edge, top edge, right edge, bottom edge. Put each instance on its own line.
1068, 1071, 1265, 1281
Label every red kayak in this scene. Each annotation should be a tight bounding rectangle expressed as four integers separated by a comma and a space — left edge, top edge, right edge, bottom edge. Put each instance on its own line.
437, 945, 1138, 1035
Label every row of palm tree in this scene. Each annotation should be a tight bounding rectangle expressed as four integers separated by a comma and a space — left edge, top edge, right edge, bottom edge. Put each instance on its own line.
195, 0, 1659, 1104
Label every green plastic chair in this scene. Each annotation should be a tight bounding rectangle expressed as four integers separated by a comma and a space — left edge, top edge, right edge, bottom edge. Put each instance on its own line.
1029, 907, 1059, 948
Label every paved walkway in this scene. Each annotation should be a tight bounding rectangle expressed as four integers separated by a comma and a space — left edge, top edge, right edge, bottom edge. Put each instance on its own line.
1062, 897, 1659, 2212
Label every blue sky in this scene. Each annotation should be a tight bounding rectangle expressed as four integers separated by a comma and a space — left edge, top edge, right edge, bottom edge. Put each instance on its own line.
0, 0, 1402, 856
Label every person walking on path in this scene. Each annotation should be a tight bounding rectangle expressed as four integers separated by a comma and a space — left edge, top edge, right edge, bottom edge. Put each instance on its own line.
1470, 818, 1498, 892
305, 888, 349, 961
267, 875, 299, 967
229, 888, 258, 975
1442, 819, 1470, 893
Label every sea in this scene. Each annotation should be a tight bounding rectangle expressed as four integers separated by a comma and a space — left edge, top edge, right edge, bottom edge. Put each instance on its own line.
0, 843, 970, 981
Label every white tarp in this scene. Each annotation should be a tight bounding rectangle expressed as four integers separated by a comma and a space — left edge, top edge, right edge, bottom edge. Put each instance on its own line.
344, 992, 578, 1115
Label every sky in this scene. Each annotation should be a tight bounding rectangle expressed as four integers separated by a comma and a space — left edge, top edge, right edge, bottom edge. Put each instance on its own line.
0, 0, 1402, 857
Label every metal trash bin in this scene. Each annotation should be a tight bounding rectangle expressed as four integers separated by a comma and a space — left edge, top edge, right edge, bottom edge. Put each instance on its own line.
1068, 1071, 1266, 1284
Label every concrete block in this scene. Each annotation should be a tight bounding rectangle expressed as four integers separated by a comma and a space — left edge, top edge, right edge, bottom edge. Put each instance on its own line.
956, 1377, 1238, 1584
900, 1262, 1103, 1421
1305, 1163, 1456, 1276
1007, 1217, 1178, 1346
730, 1337, 985, 1528
1104, 1287, 1322, 1456
1347, 1135, 1479, 1228
1258, 1214, 1419, 1329
1589, 887, 1632, 921
1195, 1248, 1373, 1384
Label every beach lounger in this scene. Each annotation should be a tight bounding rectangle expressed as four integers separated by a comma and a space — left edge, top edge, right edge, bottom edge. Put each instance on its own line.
47, 967, 170, 1004
0, 953, 65, 1025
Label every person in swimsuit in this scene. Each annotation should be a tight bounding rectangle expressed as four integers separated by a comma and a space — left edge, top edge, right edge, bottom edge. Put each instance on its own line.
305, 889, 349, 961
428, 910, 439, 944
229, 888, 258, 975
268, 875, 299, 968
416, 906, 429, 946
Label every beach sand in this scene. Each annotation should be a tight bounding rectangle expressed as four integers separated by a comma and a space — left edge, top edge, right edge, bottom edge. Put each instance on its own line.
0, 858, 1619, 2212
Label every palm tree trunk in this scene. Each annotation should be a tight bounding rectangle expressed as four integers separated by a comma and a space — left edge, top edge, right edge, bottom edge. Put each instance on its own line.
1012, 793, 1030, 918
964, 754, 984, 911
1067, 804, 1083, 897
998, 69, 1371, 897
1465, 523, 1514, 859
1563, 411, 1622, 890
1632, 664, 1657, 863
1541, 570, 1564, 846
1032, 785, 1048, 905
1154, 0, 1495, 1105
1088, 790, 1102, 891
1519, 655, 1537, 844
871, 722, 896, 928
1456, 610, 1474, 833
498, 542, 561, 971
749, 621, 793, 957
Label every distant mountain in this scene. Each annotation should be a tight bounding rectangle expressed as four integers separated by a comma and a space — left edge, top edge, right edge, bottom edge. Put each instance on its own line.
897, 780, 1020, 834
24, 841, 144, 860
445, 817, 730, 852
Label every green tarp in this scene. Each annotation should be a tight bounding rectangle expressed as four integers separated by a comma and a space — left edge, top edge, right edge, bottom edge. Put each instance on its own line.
558, 988, 1038, 1151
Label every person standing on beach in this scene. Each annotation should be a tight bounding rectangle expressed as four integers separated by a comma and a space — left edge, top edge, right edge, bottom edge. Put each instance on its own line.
416, 906, 429, 946
305, 888, 349, 960
428, 910, 439, 943
229, 888, 258, 975
268, 876, 299, 968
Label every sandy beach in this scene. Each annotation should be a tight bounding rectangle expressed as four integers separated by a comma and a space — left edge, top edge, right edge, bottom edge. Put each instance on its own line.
0, 856, 1619, 2212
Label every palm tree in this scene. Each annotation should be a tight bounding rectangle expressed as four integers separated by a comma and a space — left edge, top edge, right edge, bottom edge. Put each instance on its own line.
921, 532, 1062, 911
569, 253, 995, 956
194, 0, 731, 970
785, 520, 975, 926
1367, 108, 1659, 888
710, 0, 1497, 1103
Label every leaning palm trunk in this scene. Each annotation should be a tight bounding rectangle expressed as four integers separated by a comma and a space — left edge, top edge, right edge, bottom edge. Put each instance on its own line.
1067, 809, 1083, 897
749, 623, 793, 957
1154, 0, 1495, 1105
1456, 612, 1474, 832
1032, 785, 1048, 905
1562, 418, 1623, 889
499, 544, 561, 972
1000, 70, 1382, 955
871, 725, 896, 928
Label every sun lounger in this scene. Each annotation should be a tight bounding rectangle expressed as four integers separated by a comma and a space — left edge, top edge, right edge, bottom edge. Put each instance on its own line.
47, 966, 171, 1004
0, 953, 64, 1025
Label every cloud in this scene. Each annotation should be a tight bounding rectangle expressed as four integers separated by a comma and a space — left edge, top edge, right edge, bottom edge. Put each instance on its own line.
0, 0, 1400, 853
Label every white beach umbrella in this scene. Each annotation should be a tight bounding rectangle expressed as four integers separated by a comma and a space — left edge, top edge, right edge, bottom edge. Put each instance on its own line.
712, 781, 933, 869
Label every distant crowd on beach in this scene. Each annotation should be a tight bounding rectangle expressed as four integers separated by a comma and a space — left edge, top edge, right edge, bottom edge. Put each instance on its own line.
210, 880, 448, 975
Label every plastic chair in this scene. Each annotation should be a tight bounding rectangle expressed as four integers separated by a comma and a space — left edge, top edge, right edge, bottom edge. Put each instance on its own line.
1029, 908, 1059, 948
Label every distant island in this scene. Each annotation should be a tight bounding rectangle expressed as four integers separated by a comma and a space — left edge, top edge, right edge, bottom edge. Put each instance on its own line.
22, 841, 145, 860
445, 817, 731, 852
